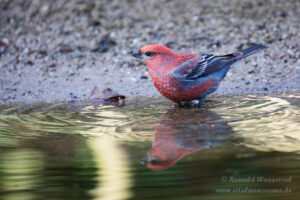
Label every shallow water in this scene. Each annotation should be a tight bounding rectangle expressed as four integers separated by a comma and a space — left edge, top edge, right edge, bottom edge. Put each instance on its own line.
0, 95, 300, 200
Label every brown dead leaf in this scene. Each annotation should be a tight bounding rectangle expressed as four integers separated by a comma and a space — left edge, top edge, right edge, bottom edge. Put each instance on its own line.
88, 87, 125, 101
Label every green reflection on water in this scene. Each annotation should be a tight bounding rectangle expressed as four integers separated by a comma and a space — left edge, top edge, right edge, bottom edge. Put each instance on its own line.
0, 94, 299, 200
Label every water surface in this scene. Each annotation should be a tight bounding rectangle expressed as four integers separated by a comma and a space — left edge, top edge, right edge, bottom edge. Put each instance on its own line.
0, 95, 300, 200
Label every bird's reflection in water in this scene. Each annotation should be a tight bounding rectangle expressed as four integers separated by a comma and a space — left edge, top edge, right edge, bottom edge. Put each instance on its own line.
140, 108, 234, 171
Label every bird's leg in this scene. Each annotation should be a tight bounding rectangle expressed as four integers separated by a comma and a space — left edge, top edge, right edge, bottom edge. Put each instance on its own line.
191, 97, 206, 107
174, 99, 206, 108
173, 101, 181, 107
174, 101, 189, 107
198, 97, 206, 107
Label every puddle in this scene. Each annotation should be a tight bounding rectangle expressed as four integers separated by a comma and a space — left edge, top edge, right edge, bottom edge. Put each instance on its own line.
0, 94, 299, 200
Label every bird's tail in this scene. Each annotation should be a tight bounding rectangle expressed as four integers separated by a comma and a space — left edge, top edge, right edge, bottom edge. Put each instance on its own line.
236, 44, 267, 60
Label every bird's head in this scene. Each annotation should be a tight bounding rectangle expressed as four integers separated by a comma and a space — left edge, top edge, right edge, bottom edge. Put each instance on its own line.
139, 139, 188, 171
133, 44, 176, 71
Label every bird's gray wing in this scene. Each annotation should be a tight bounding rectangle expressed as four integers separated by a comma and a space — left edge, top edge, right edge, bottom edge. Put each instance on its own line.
170, 54, 236, 80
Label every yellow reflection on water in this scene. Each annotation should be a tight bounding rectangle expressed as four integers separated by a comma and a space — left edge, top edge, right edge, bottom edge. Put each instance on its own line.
216, 95, 300, 152
88, 135, 133, 200
82, 95, 300, 154
79, 105, 154, 142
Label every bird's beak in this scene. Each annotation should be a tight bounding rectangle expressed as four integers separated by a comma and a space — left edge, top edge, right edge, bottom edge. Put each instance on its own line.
132, 49, 142, 58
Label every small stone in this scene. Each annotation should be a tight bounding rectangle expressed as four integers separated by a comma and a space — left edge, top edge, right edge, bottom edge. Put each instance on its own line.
287, 49, 294, 58
236, 44, 244, 51
140, 75, 148, 79
26, 60, 34, 65
91, 33, 117, 53
70, 93, 78, 99
166, 23, 174, 28
71, 51, 84, 58
38, 50, 48, 56
192, 16, 199, 21
248, 70, 255, 74
59, 44, 74, 53
208, 41, 221, 48
23, 48, 29, 54
165, 41, 176, 49
280, 10, 287, 18
0, 38, 9, 46
40, 5, 49, 15
91, 20, 101, 26
90, 40, 98, 51
257, 23, 266, 30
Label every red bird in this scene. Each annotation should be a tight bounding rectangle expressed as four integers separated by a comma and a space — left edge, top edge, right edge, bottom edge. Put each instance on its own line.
133, 44, 267, 106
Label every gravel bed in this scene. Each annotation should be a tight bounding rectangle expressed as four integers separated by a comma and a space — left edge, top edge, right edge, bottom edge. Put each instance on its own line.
0, 0, 299, 103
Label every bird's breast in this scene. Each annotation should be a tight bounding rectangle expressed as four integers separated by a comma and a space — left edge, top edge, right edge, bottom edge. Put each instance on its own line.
150, 72, 185, 101
150, 72, 218, 102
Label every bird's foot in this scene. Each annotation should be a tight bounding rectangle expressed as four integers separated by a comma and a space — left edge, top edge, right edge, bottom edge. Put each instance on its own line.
191, 97, 206, 108
174, 98, 206, 108
174, 101, 190, 108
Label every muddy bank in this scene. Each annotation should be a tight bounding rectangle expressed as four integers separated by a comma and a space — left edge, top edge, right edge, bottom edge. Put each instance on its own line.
0, 0, 299, 103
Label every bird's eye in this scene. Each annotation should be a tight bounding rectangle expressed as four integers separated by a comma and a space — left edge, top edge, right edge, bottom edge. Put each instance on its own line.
145, 52, 154, 56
